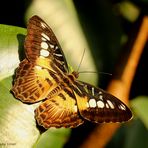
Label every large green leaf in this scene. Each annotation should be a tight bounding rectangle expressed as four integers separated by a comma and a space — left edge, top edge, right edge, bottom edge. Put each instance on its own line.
124, 119, 148, 148
107, 119, 148, 148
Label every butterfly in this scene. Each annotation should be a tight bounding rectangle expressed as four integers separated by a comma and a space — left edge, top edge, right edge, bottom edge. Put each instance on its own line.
12, 15, 132, 128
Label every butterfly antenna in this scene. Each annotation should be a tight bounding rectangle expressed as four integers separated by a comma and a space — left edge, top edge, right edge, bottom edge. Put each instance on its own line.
76, 49, 112, 77
99, 72, 112, 76
79, 71, 97, 74
76, 49, 86, 72
79, 71, 112, 76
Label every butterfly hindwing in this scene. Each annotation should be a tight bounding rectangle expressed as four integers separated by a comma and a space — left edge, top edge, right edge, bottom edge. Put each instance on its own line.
35, 87, 84, 128
73, 81, 132, 123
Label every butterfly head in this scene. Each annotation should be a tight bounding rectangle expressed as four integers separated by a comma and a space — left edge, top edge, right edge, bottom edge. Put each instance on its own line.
67, 71, 79, 83
72, 71, 79, 79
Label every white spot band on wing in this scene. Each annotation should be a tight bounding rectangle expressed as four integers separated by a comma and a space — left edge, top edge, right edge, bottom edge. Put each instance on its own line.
40, 49, 50, 57
41, 42, 49, 50
89, 99, 97, 108
97, 100, 104, 108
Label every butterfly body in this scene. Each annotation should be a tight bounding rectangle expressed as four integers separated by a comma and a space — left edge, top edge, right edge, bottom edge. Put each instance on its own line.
12, 15, 132, 128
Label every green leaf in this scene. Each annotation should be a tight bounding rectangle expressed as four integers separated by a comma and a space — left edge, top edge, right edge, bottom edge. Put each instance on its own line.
131, 96, 148, 129
124, 119, 148, 148
0, 24, 26, 80
107, 119, 148, 148
34, 128, 70, 148
107, 118, 148, 148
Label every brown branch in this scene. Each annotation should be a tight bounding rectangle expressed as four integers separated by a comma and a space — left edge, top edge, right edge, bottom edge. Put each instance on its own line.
81, 16, 148, 148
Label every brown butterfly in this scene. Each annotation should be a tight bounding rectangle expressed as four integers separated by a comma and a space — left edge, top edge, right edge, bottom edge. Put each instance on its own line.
12, 15, 132, 128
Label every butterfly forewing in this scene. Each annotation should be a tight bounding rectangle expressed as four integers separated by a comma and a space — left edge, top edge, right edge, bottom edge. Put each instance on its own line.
25, 15, 69, 73
74, 81, 132, 123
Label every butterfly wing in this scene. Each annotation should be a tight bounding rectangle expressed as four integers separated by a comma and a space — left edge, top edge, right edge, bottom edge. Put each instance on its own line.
12, 59, 62, 103
12, 15, 68, 103
73, 81, 132, 123
35, 87, 84, 128
25, 15, 68, 73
